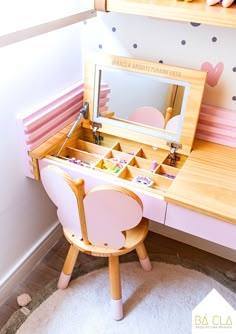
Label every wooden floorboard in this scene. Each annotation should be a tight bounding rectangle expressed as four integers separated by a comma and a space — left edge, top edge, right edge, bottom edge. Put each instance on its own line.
0, 231, 235, 329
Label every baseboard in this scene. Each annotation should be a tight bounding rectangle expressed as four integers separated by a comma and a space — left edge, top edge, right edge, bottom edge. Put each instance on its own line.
149, 220, 236, 262
0, 222, 63, 306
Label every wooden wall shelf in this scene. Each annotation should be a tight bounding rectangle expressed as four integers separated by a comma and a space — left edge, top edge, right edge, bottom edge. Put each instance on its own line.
103, 0, 236, 29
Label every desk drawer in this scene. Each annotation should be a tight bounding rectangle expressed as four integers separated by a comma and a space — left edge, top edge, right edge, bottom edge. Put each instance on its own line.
39, 158, 167, 224
165, 203, 236, 249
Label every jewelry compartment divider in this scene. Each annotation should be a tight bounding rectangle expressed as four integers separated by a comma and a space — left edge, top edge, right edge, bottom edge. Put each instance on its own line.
155, 165, 179, 180
94, 157, 126, 175
76, 139, 110, 156
45, 128, 189, 193
118, 166, 172, 193
111, 141, 141, 155
54, 139, 110, 168
43, 123, 190, 196
117, 143, 188, 192
94, 141, 141, 175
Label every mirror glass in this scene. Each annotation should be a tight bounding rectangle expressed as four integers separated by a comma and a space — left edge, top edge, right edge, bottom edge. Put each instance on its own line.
93, 66, 190, 142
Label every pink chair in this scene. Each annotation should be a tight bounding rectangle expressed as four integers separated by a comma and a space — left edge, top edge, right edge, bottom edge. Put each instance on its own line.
41, 165, 152, 320
165, 115, 181, 133
129, 106, 165, 128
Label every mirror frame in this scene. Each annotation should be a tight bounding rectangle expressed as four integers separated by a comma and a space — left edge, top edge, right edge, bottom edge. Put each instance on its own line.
83, 53, 207, 154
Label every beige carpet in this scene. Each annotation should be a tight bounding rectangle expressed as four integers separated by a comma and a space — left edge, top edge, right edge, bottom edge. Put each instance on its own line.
2, 261, 235, 334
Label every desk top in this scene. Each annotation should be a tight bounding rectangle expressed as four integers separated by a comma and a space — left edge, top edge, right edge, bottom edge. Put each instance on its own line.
165, 139, 236, 225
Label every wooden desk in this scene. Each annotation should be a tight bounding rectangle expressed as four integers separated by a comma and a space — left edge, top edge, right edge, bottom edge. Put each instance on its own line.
164, 139, 236, 251
166, 139, 236, 225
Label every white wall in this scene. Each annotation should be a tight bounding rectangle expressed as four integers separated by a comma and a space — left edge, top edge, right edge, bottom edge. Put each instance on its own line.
84, 12, 236, 110
0, 22, 85, 292
0, 0, 93, 34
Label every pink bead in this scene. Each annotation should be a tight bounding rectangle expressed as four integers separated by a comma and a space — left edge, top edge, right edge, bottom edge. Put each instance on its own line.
151, 160, 158, 172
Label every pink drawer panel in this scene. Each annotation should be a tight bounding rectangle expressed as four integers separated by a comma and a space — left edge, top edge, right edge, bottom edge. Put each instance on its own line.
39, 158, 166, 224
165, 203, 236, 250
137, 193, 166, 224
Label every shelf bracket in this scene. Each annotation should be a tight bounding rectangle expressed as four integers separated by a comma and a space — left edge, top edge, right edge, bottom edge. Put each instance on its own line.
94, 0, 109, 12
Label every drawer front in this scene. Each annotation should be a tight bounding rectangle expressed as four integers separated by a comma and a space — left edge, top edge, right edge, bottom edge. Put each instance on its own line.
165, 203, 236, 250
39, 158, 167, 224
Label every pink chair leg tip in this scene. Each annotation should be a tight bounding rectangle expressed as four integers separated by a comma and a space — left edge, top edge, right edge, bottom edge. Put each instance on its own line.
140, 257, 152, 272
57, 272, 71, 289
111, 298, 123, 320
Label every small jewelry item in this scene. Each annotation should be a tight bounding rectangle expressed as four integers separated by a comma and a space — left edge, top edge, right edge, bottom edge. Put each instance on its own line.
69, 157, 76, 163
161, 173, 176, 179
151, 160, 158, 172
133, 175, 154, 187
69, 158, 91, 167
103, 163, 120, 173
110, 157, 127, 169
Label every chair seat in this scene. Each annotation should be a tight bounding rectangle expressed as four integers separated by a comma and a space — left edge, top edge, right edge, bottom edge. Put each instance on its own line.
63, 217, 149, 257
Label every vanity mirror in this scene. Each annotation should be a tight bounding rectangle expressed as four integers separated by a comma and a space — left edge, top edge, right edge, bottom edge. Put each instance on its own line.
96, 66, 187, 136
83, 54, 207, 154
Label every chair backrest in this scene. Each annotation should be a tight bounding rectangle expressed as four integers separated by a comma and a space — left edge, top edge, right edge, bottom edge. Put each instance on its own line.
165, 115, 181, 133
41, 165, 143, 249
41, 165, 83, 239
129, 106, 165, 128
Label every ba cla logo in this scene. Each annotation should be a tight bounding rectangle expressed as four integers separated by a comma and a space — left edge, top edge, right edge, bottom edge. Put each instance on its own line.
192, 289, 236, 333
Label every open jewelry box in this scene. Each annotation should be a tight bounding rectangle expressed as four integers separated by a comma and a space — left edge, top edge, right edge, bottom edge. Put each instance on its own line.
30, 53, 207, 222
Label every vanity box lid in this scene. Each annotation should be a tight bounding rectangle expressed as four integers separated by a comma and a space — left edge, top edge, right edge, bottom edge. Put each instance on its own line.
83, 53, 207, 155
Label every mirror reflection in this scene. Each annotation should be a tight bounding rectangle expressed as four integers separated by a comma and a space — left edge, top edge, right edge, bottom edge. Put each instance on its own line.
94, 66, 189, 141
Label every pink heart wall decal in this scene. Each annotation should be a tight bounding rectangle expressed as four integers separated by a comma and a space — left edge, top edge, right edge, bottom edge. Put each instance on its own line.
201, 62, 224, 87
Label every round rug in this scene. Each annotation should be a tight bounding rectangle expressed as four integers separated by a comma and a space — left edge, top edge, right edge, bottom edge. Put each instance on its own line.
8, 261, 236, 334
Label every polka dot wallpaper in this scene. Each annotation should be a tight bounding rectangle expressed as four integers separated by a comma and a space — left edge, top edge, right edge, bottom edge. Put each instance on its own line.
83, 12, 236, 111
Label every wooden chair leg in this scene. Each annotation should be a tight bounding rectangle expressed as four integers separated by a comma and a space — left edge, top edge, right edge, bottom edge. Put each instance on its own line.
136, 242, 152, 272
58, 244, 79, 289
109, 256, 123, 320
